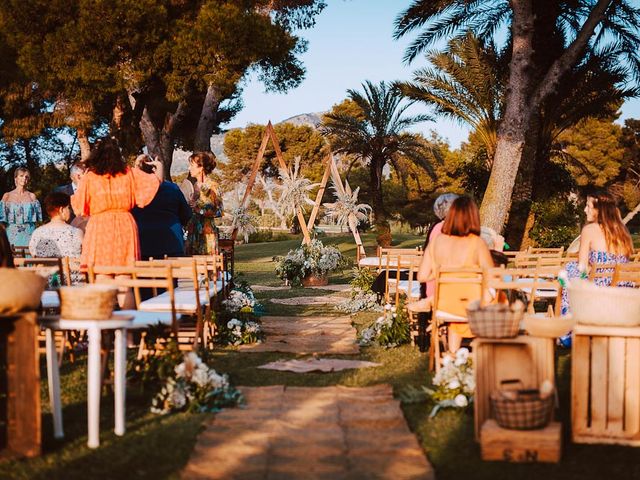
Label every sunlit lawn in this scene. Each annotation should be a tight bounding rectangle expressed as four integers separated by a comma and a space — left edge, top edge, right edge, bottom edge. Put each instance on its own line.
3, 232, 640, 479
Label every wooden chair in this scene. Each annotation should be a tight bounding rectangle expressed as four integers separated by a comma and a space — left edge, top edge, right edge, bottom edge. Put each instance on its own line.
61, 256, 87, 285
484, 266, 562, 316
88, 265, 180, 356
430, 267, 484, 372
11, 245, 30, 258
527, 246, 564, 256
385, 253, 423, 305
613, 263, 640, 287
134, 258, 212, 349
588, 262, 618, 283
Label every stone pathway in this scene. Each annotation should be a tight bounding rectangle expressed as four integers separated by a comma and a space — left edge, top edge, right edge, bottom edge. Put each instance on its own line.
182, 385, 435, 480
238, 316, 359, 354
269, 295, 345, 306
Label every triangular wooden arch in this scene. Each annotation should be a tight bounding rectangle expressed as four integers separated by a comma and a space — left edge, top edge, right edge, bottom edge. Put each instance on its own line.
306, 154, 367, 258
233, 121, 311, 243
234, 122, 366, 256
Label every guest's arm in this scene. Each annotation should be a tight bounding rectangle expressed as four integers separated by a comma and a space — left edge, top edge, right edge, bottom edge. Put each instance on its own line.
417, 242, 434, 283
176, 186, 193, 226
578, 224, 595, 271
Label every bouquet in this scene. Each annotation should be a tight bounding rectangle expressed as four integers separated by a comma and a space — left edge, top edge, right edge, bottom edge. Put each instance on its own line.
427, 348, 474, 416
358, 301, 410, 348
274, 239, 345, 286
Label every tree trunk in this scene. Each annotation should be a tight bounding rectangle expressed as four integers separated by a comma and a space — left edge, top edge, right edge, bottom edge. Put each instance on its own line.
480, 0, 611, 233
193, 84, 220, 152
519, 208, 537, 250
370, 157, 390, 247
77, 128, 92, 161
479, 0, 535, 233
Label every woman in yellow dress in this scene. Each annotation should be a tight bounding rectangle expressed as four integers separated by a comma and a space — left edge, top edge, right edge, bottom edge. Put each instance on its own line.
416, 196, 494, 354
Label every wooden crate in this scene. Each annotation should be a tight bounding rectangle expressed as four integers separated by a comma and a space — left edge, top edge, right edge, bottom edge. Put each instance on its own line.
572, 324, 640, 446
1, 311, 41, 458
480, 419, 561, 463
473, 336, 555, 440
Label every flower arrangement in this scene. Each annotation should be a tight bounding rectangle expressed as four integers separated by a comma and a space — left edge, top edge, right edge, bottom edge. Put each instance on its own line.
151, 351, 243, 415
337, 267, 382, 313
427, 348, 474, 416
215, 283, 265, 346
323, 179, 371, 231
230, 205, 257, 244
358, 301, 410, 347
274, 239, 345, 286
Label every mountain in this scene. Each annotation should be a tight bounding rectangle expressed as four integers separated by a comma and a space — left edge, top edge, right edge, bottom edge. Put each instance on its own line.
169, 113, 323, 176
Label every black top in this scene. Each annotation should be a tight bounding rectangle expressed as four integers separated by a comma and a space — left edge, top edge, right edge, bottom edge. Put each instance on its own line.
132, 181, 192, 259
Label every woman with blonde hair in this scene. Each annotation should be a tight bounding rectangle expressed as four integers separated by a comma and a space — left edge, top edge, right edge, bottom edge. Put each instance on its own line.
560, 190, 634, 316
0, 167, 42, 247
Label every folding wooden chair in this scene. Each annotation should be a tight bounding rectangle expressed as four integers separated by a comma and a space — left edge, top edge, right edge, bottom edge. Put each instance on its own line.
11, 245, 30, 258
385, 253, 423, 305
134, 258, 212, 349
430, 267, 484, 372
613, 263, 640, 287
484, 266, 562, 317
527, 246, 564, 256
61, 256, 87, 286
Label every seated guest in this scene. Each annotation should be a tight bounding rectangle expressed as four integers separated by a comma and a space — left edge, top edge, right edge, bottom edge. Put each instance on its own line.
415, 196, 494, 354
0, 224, 14, 267
561, 190, 633, 316
55, 161, 85, 220
29, 192, 83, 258
132, 155, 193, 259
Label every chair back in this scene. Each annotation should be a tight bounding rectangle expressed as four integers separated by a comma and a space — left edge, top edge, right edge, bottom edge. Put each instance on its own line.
433, 267, 484, 318
484, 266, 561, 315
384, 253, 423, 304
613, 263, 640, 287
88, 264, 178, 332
15, 257, 63, 284
378, 247, 422, 271
527, 246, 564, 256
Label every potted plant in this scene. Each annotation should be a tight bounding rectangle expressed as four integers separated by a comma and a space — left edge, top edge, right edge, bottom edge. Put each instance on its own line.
274, 239, 345, 286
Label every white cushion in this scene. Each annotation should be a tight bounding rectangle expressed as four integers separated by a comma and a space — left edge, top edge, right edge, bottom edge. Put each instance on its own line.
41, 290, 60, 309
139, 289, 209, 312
435, 310, 467, 321
117, 310, 181, 329
358, 257, 380, 267
396, 280, 421, 298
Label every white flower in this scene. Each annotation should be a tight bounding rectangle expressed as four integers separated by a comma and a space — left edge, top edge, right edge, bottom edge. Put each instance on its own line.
456, 348, 469, 361
192, 366, 211, 388
385, 304, 393, 310
170, 388, 187, 409
447, 379, 461, 390
454, 394, 468, 407
442, 355, 453, 367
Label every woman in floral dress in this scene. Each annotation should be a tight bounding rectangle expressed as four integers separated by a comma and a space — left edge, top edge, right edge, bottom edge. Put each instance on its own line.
184, 152, 223, 255
560, 191, 633, 323
0, 167, 42, 247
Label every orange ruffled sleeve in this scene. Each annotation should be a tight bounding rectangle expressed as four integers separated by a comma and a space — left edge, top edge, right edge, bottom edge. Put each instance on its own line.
131, 168, 160, 208
71, 174, 90, 216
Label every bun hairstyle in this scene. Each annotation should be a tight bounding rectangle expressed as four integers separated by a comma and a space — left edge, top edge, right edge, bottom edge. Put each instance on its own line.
588, 190, 634, 257
85, 137, 127, 176
189, 152, 217, 175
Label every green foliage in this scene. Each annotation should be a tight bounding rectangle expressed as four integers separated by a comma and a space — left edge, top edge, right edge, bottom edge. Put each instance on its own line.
349, 267, 376, 293
359, 299, 410, 348
529, 196, 581, 248
274, 239, 346, 285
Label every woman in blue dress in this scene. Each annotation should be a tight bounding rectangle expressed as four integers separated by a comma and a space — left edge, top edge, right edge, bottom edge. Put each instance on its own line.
559, 191, 634, 344
0, 167, 42, 247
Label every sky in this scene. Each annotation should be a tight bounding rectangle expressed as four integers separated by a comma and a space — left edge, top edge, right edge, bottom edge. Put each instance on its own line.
227, 0, 640, 149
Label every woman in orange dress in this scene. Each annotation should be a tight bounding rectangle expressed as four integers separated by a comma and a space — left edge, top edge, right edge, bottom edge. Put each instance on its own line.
72, 138, 162, 268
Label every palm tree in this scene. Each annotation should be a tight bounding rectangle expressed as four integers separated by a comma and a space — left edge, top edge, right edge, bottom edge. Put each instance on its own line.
398, 32, 637, 247
394, 0, 640, 232
321, 80, 432, 246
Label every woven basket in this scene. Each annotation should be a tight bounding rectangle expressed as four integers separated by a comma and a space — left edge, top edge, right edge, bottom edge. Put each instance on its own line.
568, 280, 640, 327
522, 315, 574, 338
491, 381, 554, 430
466, 300, 524, 338
58, 285, 118, 320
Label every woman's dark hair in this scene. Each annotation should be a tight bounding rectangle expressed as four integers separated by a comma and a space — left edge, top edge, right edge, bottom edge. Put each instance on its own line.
441, 196, 481, 237
44, 192, 71, 218
0, 225, 14, 268
84, 137, 127, 176
189, 152, 217, 175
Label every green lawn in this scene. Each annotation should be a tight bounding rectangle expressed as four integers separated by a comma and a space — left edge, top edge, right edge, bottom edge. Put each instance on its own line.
3, 232, 640, 479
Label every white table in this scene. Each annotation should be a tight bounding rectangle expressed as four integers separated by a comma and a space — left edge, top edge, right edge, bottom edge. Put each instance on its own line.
41, 313, 133, 448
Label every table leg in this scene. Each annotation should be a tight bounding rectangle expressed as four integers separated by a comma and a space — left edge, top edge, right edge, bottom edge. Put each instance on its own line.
87, 326, 101, 448
45, 328, 64, 439
114, 328, 126, 436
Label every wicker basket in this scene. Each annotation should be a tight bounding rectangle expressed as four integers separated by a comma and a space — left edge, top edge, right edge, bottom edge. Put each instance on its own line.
58, 285, 118, 320
568, 279, 640, 327
491, 380, 554, 430
522, 314, 574, 338
466, 300, 524, 338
